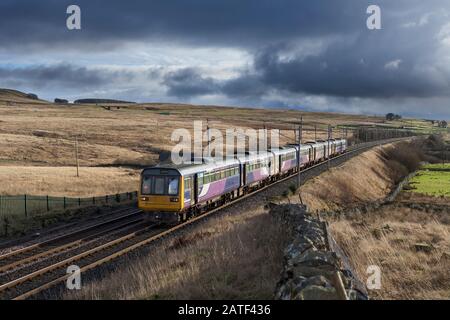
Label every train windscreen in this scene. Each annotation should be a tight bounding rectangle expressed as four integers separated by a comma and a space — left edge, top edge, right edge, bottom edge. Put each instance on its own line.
141, 169, 180, 196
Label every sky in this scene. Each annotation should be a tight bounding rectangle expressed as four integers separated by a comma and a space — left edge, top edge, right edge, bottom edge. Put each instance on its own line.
0, 1, 449, 119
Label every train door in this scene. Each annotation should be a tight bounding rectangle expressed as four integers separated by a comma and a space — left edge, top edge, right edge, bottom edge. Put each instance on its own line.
241, 163, 246, 186
195, 172, 203, 204
186, 176, 195, 206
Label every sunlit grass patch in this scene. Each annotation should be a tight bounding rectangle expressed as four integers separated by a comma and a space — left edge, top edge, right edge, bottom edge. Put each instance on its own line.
408, 164, 450, 197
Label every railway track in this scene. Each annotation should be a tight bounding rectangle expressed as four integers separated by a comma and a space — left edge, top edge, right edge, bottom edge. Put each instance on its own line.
0, 137, 412, 300
0, 208, 143, 267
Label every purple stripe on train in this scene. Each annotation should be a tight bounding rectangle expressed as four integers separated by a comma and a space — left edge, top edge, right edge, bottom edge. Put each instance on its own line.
281, 156, 309, 172
198, 175, 240, 203
246, 168, 270, 184
281, 159, 297, 172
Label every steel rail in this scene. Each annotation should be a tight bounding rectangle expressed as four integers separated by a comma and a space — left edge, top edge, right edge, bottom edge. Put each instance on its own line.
0, 216, 143, 273
0, 223, 161, 296
0, 208, 142, 262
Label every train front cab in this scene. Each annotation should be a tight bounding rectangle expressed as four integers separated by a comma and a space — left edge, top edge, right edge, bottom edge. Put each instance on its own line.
138, 168, 184, 218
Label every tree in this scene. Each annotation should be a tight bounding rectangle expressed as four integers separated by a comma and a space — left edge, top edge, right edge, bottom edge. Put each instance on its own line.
386, 113, 402, 121
386, 113, 395, 121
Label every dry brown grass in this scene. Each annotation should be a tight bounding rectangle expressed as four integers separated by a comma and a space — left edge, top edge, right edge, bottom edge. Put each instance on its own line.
65, 207, 290, 300
297, 146, 397, 211
329, 205, 450, 299
0, 102, 365, 168
294, 141, 425, 212
0, 166, 139, 197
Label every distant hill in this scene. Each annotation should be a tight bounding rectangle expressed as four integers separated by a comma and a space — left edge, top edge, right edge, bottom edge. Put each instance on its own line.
74, 99, 136, 104
0, 88, 48, 104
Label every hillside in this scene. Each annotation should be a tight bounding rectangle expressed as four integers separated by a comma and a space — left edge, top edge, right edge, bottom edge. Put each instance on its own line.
74, 98, 136, 104
0, 88, 48, 104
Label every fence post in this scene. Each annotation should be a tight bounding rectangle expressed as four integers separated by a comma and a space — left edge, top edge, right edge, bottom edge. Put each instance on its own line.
93, 196, 95, 205
106, 195, 108, 203
3, 216, 8, 237
116, 193, 120, 203
64, 197, 66, 209
78, 198, 81, 206
24, 194, 27, 217
46, 195, 50, 212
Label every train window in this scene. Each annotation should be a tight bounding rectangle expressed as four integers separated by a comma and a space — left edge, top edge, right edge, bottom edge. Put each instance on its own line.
184, 177, 191, 189
154, 177, 165, 195
168, 177, 179, 195
142, 176, 152, 194
221, 171, 226, 179
198, 173, 204, 186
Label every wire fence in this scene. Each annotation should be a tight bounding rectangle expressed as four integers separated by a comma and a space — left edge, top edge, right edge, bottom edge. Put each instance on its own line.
0, 191, 138, 220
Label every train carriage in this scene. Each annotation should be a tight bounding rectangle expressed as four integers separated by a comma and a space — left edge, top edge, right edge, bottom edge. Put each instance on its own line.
305, 141, 327, 163
237, 151, 273, 188
335, 138, 347, 154
196, 159, 241, 205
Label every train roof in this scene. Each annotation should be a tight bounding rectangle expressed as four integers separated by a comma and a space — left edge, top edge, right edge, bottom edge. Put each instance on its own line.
145, 138, 348, 175
285, 144, 313, 151
152, 157, 240, 176
236, 151, 272, 163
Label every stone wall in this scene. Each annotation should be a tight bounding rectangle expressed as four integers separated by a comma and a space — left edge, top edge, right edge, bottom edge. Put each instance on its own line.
271, 204, 368, 300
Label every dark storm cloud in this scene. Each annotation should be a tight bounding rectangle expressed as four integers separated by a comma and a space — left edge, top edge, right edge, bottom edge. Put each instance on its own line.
0, 64, 158, 90
0, 0, 367, 49
163, 68, 220, 97
0, 64, 106, 89
227, 34, 450, 99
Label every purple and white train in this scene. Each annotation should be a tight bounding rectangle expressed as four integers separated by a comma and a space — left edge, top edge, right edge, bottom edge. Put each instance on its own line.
138, 138, 347, 221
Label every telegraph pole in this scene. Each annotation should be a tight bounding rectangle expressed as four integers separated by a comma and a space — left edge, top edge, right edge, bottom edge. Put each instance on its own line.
314, 124, 317, 141
263, 122, 267, 152
74, 137, 80, 177
327, 125, 331, 170
206, 118, 210, 157
297, 116, 303, 188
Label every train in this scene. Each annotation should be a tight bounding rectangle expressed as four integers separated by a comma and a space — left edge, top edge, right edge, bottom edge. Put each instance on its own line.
138, 138, 347, 221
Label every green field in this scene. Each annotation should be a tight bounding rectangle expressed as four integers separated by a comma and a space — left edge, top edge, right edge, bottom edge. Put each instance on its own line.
408, 164, 450, 197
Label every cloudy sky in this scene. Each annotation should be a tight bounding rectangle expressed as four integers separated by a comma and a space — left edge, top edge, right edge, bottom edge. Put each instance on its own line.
1, 0, 449, 119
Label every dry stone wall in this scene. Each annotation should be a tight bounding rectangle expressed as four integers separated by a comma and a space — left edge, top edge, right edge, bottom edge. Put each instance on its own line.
271, 204, 368, 300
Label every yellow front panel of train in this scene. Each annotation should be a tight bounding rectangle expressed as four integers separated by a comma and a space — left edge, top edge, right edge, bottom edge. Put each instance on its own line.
139, 194, 183, 212
138, 175, 185, 212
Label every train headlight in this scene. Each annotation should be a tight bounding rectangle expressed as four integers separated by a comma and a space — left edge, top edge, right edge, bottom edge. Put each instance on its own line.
141, 197, 148, 201
170, 197, 179, 202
